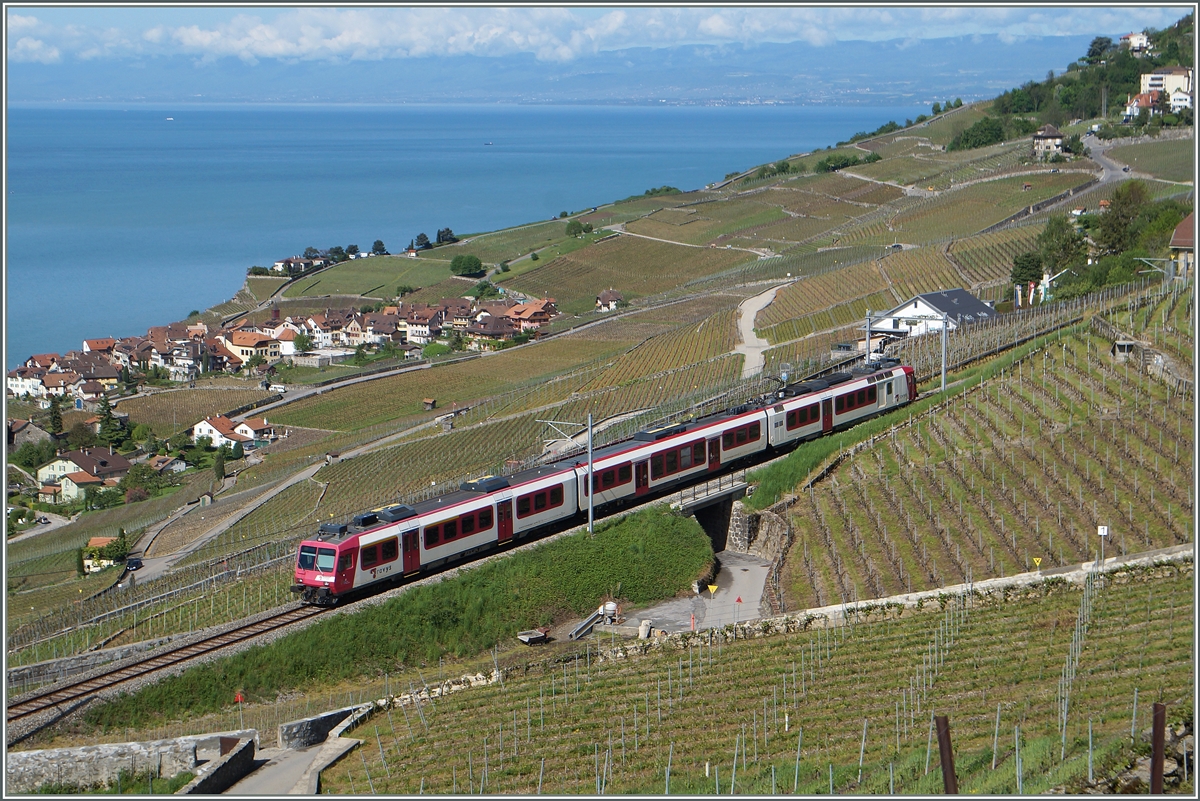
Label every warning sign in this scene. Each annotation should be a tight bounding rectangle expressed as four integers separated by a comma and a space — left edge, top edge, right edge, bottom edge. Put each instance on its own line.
1033, 557, 1042, 569
708, 584, 718, 598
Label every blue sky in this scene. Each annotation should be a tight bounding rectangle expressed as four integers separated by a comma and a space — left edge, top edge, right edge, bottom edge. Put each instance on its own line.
7, 5, 1188, 65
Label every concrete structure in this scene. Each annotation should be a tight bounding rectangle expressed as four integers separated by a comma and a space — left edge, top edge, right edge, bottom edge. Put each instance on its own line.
176, 737, 256, 794
6, 737, 197, 793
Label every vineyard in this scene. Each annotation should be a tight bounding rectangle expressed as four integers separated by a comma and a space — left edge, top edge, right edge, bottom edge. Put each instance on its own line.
116, 388, 275, 437
1106, 137, 1195, 184
877, 245, 967, 299
756, 261, 889, 331
281, 256, 451, 299
778, 324, 1192, 610
578, 309, 739, 391
244, 276, 288, 302
313, 562, 1190, 795
498, 235, 753, 314
889, 174, 1088, 242
427, 220, 573, 266
625, 199, 788, 246
948, 224, 1045, 287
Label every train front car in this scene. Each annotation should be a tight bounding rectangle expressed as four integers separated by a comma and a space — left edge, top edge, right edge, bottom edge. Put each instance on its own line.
292, 523, 349, 605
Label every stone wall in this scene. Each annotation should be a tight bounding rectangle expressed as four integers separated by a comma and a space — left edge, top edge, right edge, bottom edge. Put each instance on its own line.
6, 738, 197, 794
278, 704, 368, 750
175, 737, 255, 795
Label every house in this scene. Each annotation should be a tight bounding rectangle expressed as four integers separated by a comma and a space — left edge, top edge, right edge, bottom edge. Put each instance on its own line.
404, 307, 443, 345
82, 536, 119, 572
1120, 32, 1150, 52
505, 298, 559, 332
192, 414, 252, 449
1123, 91, 1161, 121
1141, 66, 1192, 96
82, 338, 117, 355
147, 454, 187, 474
596, 289, 624, 311
203, 338, 243, 373
235, 417, 274, 445
871, 289, 997, 339
1031, 124, 1063, 157
7, 418, 52, 449
76, 381, 107, 402
218, 331, 282, 367
6, 366, 47, 398
38, 484, 62, 504
465, 314, 518, 349
40, 371, 81, 398
37, 446, 132, 486
25, 354, 60, 370
1170, 212, 1194, 280
1169, 88, 1192, 113
59, 471, 113, 503
272, 256, 324, 274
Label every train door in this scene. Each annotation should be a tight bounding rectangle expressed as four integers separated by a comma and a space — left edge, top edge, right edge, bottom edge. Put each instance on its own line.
708, 436, 721, 470
822, 399, 833, 433
402, 529, 420, 574
334, 548, 357, 592
497, 500, 514, 543
634, 461, 650, 496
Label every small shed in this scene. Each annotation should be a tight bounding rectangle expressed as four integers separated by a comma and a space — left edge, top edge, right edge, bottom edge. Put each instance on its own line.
1110, 340, 1138, 363
423, 398, 437, 411
1022, 182, 1033, 191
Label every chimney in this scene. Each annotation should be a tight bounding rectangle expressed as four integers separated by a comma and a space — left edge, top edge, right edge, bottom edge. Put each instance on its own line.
109, 444, 114, 455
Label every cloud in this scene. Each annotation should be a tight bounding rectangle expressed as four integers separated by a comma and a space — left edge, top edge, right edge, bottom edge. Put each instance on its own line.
7, 6, 1189, 64
8, 36, 60, 63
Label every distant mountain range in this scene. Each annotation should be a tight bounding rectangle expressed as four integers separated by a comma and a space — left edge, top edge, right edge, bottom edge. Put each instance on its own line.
8, 33, 1097, 105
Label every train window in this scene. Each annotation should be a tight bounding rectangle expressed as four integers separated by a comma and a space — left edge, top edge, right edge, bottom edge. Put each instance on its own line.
748, 422, 760, 441
479, 508, 493, 529
444, 519, 458, 540
857, 389, 866, 404
680, 446, 692, 470
337, 552, 354, 572
550, 485, 564, 506
517, 497, 531, 516
298, 545, 317, 571
665, 449, 679, 473
835, 395, 845, 413
693, 442, 705, 464
886, 381, 893, 396
618, 464, 632, 483
461, 514, 475, 535
786, 410, 799, 429
317, 548, 336, 572
651, 453, 665, 479
425, 525, 440, 547
360, 545, 378, 568
534, 493, 547, 511
380, 538, 398, 562
602, 470, 616, 488
735, 428, 747, 445
722, 431, 734, 450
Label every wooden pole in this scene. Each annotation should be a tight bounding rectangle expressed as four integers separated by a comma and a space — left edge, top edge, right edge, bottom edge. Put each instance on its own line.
936, 715, 958, 794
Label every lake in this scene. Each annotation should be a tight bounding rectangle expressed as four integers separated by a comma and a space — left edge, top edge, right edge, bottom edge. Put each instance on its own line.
5, 102, 928, 367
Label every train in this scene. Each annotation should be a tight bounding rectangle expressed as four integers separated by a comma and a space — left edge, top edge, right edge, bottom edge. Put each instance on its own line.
292, 359, 917, 605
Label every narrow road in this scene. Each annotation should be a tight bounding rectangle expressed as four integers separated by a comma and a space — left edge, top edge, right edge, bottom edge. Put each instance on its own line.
733, 283, 787, 379
608, 227, 770, 258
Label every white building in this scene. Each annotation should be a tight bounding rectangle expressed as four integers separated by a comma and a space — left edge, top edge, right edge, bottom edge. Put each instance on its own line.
869, 289, 997, 339
1120, 32, 1150, 52
1170, 88, 1193, 113
1141, 66, 1193, 96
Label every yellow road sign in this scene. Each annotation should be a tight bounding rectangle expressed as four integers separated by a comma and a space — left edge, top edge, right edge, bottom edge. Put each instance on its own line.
707, 584, 718, 598
1033, 557, 1042, 569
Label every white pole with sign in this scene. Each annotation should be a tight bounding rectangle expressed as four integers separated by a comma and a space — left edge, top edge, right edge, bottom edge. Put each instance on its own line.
1097, 525, 1108, 569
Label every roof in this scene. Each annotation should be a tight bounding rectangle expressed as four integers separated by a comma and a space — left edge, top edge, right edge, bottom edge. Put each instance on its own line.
1170, 212, 1194, 250
240, 417, 271, 432
84, 338, 117, 351
598, 289, 624, 303
225, 331, 278, 348
64, 471, 106, 486
1033, 124, 1062, 138
197, 414, 251, 441
148, 455, 180, 471
880, 289, 996, 325
87, 536, 118, 548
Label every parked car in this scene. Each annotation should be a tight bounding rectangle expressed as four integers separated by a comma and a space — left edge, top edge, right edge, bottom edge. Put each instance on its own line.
38, 517, 50, 524
126, 557, 143, 571
1122, 166, 1131, 172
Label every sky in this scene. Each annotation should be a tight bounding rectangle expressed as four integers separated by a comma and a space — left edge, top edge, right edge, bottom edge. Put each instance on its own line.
6, 5, 1188, 66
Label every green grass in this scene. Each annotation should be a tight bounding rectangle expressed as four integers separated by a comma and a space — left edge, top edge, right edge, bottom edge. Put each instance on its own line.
282, 256, 452, 299
1107, 138, 1195, 184
244, 275, 289, 302
428, 220, 576, 265
81, 507, 713, 729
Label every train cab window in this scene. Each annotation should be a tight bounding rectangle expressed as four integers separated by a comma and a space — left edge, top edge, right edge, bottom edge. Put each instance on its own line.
680, 446, 692, 470
317, 548, 336, 572
380, 538, 398, 563
517, 497, 531, 516
337, 552, 354, 572
360, 545, 378, 568
857, 389, 866, 404
479, 508, 493, 529
602, 470, 616, 488
618, 464, 632, 484
868, 386, 877, 403
444, 519, 458, 540
461, 514, 475, 535
425, 525, 440, 547
693, 442, 705, 464
298, 545, 317, 571
722, 431, 733, 450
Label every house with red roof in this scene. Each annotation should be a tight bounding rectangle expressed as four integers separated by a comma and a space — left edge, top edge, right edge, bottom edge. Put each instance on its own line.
192, 414, 253, 449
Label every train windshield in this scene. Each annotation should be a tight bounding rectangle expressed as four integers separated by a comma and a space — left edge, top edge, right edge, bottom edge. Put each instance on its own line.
298, 545, 317, 570
298, 545, 338, 572
316, 548, 336, 572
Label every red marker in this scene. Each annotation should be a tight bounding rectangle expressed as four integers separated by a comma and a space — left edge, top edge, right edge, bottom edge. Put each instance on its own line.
736, 596, 742, 604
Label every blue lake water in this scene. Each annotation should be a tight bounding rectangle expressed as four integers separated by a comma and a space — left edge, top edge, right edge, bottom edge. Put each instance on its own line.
6, 102, 927, 367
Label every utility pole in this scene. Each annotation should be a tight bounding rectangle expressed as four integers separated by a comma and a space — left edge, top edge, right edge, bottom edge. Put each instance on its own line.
941, 312, 948, 392
538, 415, 595, 535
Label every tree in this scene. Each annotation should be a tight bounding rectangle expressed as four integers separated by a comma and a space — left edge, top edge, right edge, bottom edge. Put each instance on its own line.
132, 423, 152, 442
414, 233, 431, 250
67, 421, 98, 450
450, 254, 484, 275
213, 450, 226, 480
346, 244, 360, 256
353, 344, 369, 365
559, 211, 568, 218
932, 102, 941, 115
303, 246, 321, 259
436, 228, 458, 244
1086, 36, 1113, 64
47, 395, 62, 434
947, 117, 1005, 151
1096, 180, 1149, 255
1011, 251, 1044, 286
96, 395, 123, 445
1038, 214, 1085, 274
565, 219, 584, 237
293, 330, 313, 353
530, 252, 539, 261
244, 353, 265, 373
372, 239, 388, 255
231, 441, 244, 460
774, 161, 791, 174
395, 284, 415, 298
195, 435, 213, 451
583, 222, 594, 234
327, 245, 347, 262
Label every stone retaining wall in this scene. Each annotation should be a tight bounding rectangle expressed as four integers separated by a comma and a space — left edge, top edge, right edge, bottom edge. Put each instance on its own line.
175, 737, 255, 795
6, 737, 197, 794
278, 704, 365, 750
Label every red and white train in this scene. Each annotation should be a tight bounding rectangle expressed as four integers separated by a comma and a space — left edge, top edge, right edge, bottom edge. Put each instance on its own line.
292, 361, 916, 604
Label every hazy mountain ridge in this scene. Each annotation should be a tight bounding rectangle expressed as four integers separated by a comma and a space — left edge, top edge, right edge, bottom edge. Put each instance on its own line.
8, 34, 1095, 105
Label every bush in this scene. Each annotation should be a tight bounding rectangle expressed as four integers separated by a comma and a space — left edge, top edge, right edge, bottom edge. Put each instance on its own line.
947, 117, 1005, 151
450, 254, 484, 276
247, 266, 273, 276
422, 343, 452, 359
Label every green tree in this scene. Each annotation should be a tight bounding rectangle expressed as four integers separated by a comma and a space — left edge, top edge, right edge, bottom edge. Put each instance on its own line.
303, 246, 321, 259
414, 233, 431, 249
132, 423, 152, 442
47, 395, 63, 434
353, 344, 369, 365
774, 161, 791, 174
96, 395, 122, 446
395, 284, 415, 298
450, 254, 484, 275
947, 117, 1005, 151
530, 252, 539, 261
231, 441, 245, 460
559, 211, 568, 218
195, 435, 213, 451
1086, 36, 1113, 64
327, 246, 347, 262
582, 222, 594, 234
1096, 180, 1149, 255
565, 219, 584, 237
346, 244, 360, 256
292, 330, 313, 352
1011, 251, 1044, 286
213, 450, 226, 481
67, 422, 98, 450
372, 239, 388, 255
932, 102, 941, 114
244, 354, 265, 373
1038, 214, 1085, 274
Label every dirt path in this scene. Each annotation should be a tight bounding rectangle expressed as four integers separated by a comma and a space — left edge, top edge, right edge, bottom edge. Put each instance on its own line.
734, 283, 788, 379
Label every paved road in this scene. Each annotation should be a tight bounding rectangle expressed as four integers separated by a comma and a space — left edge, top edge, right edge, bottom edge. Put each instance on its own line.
6, 510, 75, 544
733, 283, 786, 379
626, 550, 771, 633
222, 745, 323, 795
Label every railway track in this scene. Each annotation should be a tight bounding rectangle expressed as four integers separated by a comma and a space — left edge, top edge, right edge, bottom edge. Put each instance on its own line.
6, 605, 325, 726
